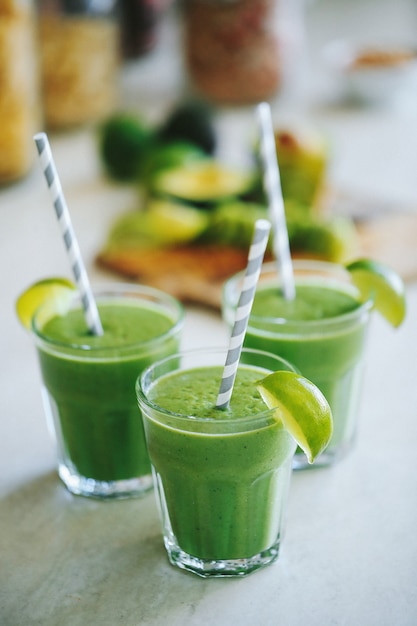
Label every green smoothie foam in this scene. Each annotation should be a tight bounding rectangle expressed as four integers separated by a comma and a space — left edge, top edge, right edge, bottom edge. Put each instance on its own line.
143, 364, 296, 561
35, 299, 180, 486
251, 283, 359, 321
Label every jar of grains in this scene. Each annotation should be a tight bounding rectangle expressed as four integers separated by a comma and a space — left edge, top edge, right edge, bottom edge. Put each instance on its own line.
182, 0, 283, 104
37, 0, 119, 129
0, 0, 41, 184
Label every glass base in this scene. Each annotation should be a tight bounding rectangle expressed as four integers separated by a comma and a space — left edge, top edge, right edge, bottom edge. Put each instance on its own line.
58, 463, 153, 500
163, 531, 281, 578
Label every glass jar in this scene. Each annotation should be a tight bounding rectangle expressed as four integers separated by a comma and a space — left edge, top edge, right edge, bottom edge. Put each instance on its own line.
37, 0, 120, 129
0, 0, 41, 184
182, 0, 283, 104
119, 0, 173, 59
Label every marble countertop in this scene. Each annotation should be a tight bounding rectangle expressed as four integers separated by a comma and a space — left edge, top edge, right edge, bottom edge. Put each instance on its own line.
1, 1, 417, 624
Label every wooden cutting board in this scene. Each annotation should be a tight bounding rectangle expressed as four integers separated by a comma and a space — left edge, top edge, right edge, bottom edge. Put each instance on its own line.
97, 195, 417, 309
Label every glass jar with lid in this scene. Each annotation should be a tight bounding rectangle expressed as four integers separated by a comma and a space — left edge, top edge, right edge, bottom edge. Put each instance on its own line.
0, 0, 41, 184
37, 0, 120, 129
182, 0, 283, 104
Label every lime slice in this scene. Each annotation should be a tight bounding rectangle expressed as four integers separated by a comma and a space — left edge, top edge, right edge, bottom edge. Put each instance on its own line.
256, 371, 333, 464
346, 258, 406, 327
16, 277, 76, 330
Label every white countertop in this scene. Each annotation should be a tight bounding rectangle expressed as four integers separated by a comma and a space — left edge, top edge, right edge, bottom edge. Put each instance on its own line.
1, 1, 417, 624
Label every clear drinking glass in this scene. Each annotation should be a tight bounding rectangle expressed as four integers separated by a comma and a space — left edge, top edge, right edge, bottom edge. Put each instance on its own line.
223, 261, 373, 468
32, 284, 184, 499
136, 347, 297, 577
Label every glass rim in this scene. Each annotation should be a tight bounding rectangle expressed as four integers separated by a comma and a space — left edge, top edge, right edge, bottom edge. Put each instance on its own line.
32, 282, 184, 353
223, 259, 374, 333
136, 346, 297, 425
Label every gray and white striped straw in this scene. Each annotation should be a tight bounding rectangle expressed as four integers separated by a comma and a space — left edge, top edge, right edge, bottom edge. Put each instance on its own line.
216, 218, 271, 410
256, 102, 295, 301
34, 132, 103, 336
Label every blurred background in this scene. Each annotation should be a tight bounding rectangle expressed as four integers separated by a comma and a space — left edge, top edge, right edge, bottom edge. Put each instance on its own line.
1, 0, 417, 304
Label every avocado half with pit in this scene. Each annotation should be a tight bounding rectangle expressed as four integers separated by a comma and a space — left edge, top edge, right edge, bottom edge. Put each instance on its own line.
150, 160, 257, 208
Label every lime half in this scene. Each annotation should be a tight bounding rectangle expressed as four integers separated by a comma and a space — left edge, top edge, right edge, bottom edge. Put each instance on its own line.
257, 371, 333, 464
346, 258, 406, 327
16, 277, 76, 330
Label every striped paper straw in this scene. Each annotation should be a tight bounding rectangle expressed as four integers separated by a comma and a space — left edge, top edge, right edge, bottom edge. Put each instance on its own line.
34, 132, 104, 336
216, 218, 271, 410
256, 102, 295, 300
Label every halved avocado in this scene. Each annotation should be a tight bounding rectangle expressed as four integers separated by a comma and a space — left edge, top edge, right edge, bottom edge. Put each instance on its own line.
202, 198, 356, 262
287, 214, 357, 262
151, 160, 257, 208
252, 127, 328, 208
273, 128, 328, 207
107, 199, 210, 249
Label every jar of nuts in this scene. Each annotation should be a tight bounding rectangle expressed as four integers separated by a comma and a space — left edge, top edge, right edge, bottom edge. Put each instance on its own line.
0, 0, 41, 184
37, 0, 120, 130
182, 0, 283, 104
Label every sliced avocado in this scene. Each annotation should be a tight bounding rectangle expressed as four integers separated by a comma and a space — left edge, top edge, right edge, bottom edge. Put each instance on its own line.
287, 214, 357, 262
203, 201, 269, 248
253, 127, 328, 208
151, 160, 257, 208
201, 198, 356, 261
274, 129, 328, 207
145, 199, 210, 244
107, 199, 210, 249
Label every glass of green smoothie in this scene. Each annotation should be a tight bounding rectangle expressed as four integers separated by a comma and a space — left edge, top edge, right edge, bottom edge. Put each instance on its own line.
32, 284, 184, 499
136, 347, 298, 577
223, 260, 373, 469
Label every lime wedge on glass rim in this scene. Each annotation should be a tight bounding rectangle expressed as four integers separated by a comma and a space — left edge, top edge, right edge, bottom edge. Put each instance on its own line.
346, 258, 406, 327
16, 277, 76, 330
256, 371, 333, 464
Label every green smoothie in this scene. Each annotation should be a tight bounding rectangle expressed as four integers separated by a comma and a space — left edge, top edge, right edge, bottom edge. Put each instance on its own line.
139, 357, 296, 568
34, 287, 183, 498
223, 263, 372, 466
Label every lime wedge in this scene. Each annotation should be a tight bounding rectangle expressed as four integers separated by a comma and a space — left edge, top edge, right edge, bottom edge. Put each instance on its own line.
16, 277, 76, 330
257, 371, 333, 464
346, 258, 406, 327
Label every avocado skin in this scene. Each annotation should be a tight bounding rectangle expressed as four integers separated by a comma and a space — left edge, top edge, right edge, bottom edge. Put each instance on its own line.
156, 101, 216, 155
202, 202, 269, 247
140, 141, 207, 184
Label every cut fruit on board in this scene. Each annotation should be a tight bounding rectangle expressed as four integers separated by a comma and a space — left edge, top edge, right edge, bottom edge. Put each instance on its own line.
97, 192, 417, 309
